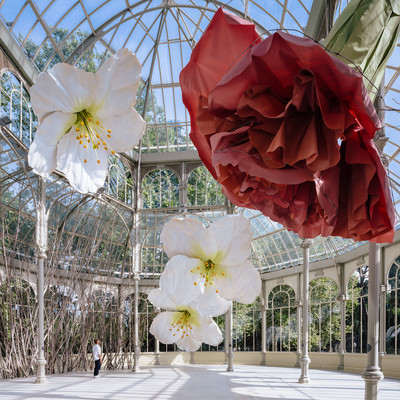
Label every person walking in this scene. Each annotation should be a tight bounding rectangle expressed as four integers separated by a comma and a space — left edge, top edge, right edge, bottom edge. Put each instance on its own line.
93, 339, 102, 378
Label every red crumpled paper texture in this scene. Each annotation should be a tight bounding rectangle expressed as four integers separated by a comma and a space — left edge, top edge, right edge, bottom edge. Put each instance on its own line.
180, 8, 395, 243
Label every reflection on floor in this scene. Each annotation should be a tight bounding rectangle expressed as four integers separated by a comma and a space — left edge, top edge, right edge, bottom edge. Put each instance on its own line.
0, 365, 399, 400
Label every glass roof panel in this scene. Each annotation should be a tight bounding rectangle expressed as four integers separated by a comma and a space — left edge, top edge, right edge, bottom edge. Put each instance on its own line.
0, 0, 399, 274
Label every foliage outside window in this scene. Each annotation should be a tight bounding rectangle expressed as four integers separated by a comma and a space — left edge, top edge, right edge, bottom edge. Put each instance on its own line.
142, 169, 179, 209
187, 166, 225, 207
233, 298, 262, 351
387, 258, 400, 355
346, 266, 368, 353
309, 277, 340, 352
266, 285, 297, 351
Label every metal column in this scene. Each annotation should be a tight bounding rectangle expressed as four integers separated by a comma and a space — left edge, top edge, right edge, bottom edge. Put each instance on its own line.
362, 243, 383, 399
226, 304, 234, 372
298, 239, 311, 384
35, 176, 47, 384
338, 263, 346, 370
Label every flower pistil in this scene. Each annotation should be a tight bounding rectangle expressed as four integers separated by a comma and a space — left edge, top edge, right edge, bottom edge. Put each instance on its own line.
74, 109, 116, 164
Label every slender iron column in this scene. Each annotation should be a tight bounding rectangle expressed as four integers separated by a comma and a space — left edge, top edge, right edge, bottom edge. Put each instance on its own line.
298, 239, 311, 384
35, 177, 47, 384
338, 263, 346, 370
379, 247, 386, 367
132, 273, 140, 372
295, 272, 302, 368
226, 303, 234, 372
294, 299, 302, 368
261, 281, 267, 365
362, 243, 383, 400
154, 307, 160, 365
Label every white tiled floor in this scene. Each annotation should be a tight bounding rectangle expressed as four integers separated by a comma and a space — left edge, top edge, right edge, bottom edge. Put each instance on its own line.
0, 365, 399, 400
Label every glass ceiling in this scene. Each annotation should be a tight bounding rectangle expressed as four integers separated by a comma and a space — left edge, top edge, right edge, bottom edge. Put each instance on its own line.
0, 0, 399, 274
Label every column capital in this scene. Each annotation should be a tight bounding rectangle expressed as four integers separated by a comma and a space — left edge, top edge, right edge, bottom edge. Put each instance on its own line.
337, 294, 346, 302
300, 238, 311, 249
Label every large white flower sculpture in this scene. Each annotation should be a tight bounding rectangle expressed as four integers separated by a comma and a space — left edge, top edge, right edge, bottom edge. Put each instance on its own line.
160, 215, 261, 304
28, 48, 146, 193
149, 256, 229, 352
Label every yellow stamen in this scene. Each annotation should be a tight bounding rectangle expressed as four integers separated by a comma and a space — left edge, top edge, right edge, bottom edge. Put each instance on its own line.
111, 151, 115, 155
96, 121, 100, 125
88, 139, 90, 143
108, 129, 112, 133
84, 145, 87, 149
80, 121, 84, 125
76, 136, 79, 140
84, 159, 87, 163
76, 128, 80, 132
79, 140, 83, 144
85, 133, 88, 138
107, 134, 111, 138
104, 147, 108, 150
194, 282, 197, 286
97, 160, 100, 164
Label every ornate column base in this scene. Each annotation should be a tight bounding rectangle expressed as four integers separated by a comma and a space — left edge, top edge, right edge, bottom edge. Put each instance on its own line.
337, 350, 345, 371
362, 369, 383, 400
189, 352, 195, 364
261, 351, 266, 366
132, 351, 141, 372
35, 359, 47, 384
298, 356, 311, 384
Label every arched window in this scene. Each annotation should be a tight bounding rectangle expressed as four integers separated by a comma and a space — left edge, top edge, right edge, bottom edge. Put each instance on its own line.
187, 166, 225, 206
387, 257, 400, 355
106, 157, 133, 205
346, 266, 368, 353
0, 69, 36, 147
124, 293, 156, 354
233, 297, 261, 351
142, 168, 179, 209
309, 277, 340, 352
266, 285, 296, 351
0, 278, 36, 378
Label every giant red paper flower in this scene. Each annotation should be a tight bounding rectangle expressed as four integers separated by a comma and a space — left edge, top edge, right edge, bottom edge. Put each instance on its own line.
180, 8, 395, 243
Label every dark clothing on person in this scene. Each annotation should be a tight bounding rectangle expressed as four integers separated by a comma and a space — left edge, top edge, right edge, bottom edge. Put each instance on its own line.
94, 359, 101, 376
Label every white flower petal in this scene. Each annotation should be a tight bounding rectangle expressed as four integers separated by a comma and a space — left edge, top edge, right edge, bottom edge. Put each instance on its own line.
160, 217, 208, 259
175, 335, 202, 352
101, 109, 145, 152
203, 215, 252, 266
192, 286, 231, 317
160, 255, 203, 306
149, 312, 177, 344
56, 130, 109, 193
28, 111, 75, 177
192, 317, 223, 347
31, 63, 98, 120
148, 288, 176, 310
95, 49, 142, 116
215, 260, 261, 304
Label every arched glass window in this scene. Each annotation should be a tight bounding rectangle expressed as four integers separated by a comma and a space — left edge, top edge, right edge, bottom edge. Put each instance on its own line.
187, 166, 225, 206
387, 257, 400, 355
0, 69, 36, 147
266, 285, 296, 351
125, 293, 157, 355
309, 277, 340, 352
346, 266, 369, 353
106, 157, 133, 205
142, 168, 179, 209
0, 278, 36, 379
233, 297, 261, 351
